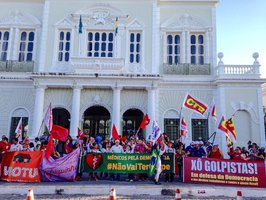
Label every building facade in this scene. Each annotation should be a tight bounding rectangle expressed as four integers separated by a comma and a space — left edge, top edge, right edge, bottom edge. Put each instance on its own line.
0, 0, 265, 151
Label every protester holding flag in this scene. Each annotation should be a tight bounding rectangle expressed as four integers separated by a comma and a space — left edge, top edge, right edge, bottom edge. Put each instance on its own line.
154, 138, 165, 185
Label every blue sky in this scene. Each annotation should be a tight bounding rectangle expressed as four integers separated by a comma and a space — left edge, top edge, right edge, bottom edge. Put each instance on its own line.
216, 0, 266, 77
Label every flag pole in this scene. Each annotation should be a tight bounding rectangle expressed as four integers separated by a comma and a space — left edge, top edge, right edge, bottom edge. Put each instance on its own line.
37, 119, 45, 138
211, 131, 217, 144
177, 107, 183, 142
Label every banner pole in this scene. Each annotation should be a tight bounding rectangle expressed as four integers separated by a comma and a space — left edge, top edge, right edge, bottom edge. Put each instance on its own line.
211, 131, 217, 144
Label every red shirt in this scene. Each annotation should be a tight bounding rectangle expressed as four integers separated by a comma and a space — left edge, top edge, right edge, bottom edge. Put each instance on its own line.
0, 141, 11, 153
209, 150, 222, 159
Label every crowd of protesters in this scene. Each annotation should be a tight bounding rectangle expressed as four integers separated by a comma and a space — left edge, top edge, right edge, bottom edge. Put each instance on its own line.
0, 132, 265, 183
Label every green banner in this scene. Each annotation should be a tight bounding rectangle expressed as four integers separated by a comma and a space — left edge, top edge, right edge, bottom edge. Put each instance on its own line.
82, 153, 174, 174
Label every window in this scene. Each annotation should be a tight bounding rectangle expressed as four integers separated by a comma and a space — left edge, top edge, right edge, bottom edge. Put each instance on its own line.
0, 30, 9, 61
129, 31, 142, 64
164, 118, 180, 140
9, 117, 28, 142
87, 31, 114, 58
190, 34, 204, 64
191, 119, 208, 142
58, 30, 71, 62
166, 33, 181, 65
18, 30, 35, 62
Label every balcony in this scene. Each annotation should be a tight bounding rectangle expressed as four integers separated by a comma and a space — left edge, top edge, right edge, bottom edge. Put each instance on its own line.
0, 61, 34, 72
163, 63, 211, 75
216, 52, 261, 79
71, 56, 125, 74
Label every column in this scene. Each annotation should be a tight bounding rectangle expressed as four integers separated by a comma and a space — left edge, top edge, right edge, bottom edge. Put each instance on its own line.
112, 86, 121, 135
69, 86, 82, 138
38, 0, 50, 72
31, 85, 46, 138
146, 87, 156, 139
151, 2, 160, 74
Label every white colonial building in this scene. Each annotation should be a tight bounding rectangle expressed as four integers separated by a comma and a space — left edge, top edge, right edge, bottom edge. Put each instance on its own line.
0, 0, 265, 151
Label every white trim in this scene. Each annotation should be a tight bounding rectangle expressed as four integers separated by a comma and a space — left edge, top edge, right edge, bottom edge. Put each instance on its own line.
211, 7, 217, 74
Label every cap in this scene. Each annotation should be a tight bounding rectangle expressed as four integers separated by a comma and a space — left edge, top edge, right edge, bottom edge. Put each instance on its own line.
190, 141, 195, 145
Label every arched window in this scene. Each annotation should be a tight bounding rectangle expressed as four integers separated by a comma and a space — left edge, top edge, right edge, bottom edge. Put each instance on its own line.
9, 108, 29, 141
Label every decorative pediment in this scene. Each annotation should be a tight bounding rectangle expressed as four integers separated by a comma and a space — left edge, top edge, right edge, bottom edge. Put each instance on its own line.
71, 3, 128, 28
0, 10, 41, 27
161, 14, 209, 31
126, 19, 144, 30
54, 18, 75, 28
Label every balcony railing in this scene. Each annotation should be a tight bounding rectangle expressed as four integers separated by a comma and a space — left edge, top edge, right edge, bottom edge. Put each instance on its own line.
0, 61, 34, 72
216, 52, 261, 79
163, 63, 211, 75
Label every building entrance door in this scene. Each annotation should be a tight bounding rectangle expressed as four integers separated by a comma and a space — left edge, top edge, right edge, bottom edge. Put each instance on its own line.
83, 106, 111, 138
52, 108, 70, 129
122, 109, 144, 137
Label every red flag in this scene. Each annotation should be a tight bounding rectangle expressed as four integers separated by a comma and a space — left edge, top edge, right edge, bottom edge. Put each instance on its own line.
139, 114, 150, 129
45, 135, 54, 160
112, 124, 120, 140
15, 117, 23, 142
183, 93, 208, 116
44, 103, 53, 132
50, 125, 69, 142
121, 135, 127, 142
77, 128, 85, 140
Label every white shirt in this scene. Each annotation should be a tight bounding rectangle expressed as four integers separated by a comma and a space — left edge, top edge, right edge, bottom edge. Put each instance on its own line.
110, 145, 123, 153
10, 143, 23, 152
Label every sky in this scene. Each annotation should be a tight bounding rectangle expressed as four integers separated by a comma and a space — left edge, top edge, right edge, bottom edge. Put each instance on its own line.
216, 0, 266, 77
